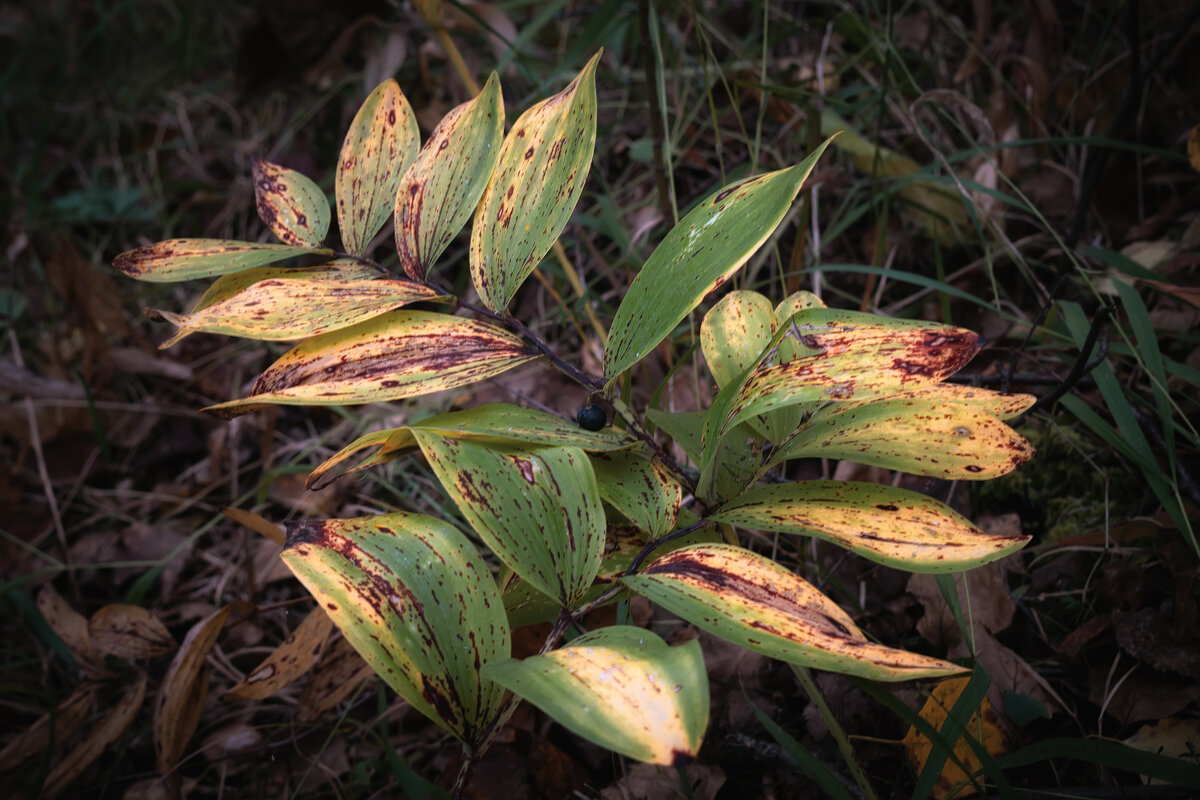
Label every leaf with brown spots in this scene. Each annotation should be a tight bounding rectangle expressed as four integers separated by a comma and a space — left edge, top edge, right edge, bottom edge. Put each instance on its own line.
153, 277, 446, 348
414, 436, 605, 608
623, 544, 968, 681
604, 137, 836, 384
113, 239, 324, 283
307, 402, 636, 489
224, 606, 335, 701
396, 72, 503, 281
470, 51, 600, 311
189, 259, 381, 314
712, 481, 1030, 573
203, 311, 537, 417
590, 450, 681, 538
770, 398, 1035, 480
251, 156, 330, 247
697, 309, 983, 498
336, 79, 419, 255
483, 626, 708, 766
88, 604, 177, 659
700, 290, 820, 443
155, 601, 253, 773
281, 513, 510, 745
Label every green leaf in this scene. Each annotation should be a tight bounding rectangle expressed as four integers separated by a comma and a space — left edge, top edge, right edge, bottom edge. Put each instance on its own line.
590, 450, 682, 537
414, 437, 606, 608
337, 79, 420, 255
153, 278, 447, 348
711, 481, 1030, 573
604, 136, 836, 383
646, 409, 760, 502
251, 156, 330, 247
483, 626, 708, 765
307, 402, 637, 490
203, 311, 536, 417
113, 239, 324, 282
701, 290, 777, 388
623, 543, 967, 681
770, 399, 1035, 480
396, 73, 504, 281
281, 513, 509, 744
470, 51, 601, 311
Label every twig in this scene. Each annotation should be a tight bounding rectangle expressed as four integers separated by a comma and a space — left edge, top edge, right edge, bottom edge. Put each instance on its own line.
1020, 304, 1113, 421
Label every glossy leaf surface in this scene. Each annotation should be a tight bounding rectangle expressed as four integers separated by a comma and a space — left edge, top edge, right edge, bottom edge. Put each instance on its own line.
281, 513, 509, 744
604, 137, 835, 383
415, 436, 605, 607
204, 311, 536, 417
154, 278, 445, 347
336, 79, 419, 255
471, 52, 600, 311
396, 73, 503, 280
484, 626, 708, 766
308, 402, 636, 489
590, 450, 681, 537
771, 399, 1035, 479
252, 156, 330, 247
623, 544, 966, 680
712, 482, 1030, 572
113, 239, 322, 282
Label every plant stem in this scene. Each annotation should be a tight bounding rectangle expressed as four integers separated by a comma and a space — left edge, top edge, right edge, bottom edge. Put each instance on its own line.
790, 665, 880, 800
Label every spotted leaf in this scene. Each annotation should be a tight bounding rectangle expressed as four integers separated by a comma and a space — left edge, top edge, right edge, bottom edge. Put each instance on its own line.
153, 278, 446, 348
770, 399, 1035, 479
483, 626, 708, 766
251, 156, 330, 247
307, 402, 636, 489
113, 239, 324, 283
396, 73, 503, 280
337, 79, 419, 255
281, 513, 510, 744
698, 310, 982, 498
189, 259, 381, 314
712, 481, 1030, 572
470, 51, 600, 311
604, 137, 836, 383
203, 311, 536, 417
414, 436, 605, 608
623, 544, 967, 681
590, 450, 681, 538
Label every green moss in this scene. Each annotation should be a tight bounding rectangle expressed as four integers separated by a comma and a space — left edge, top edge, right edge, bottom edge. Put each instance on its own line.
970, 417, 1144, 540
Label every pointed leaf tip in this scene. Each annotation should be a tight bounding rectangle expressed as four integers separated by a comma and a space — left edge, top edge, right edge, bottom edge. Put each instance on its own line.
470, 52, 601, 311
337, 79, 420, 255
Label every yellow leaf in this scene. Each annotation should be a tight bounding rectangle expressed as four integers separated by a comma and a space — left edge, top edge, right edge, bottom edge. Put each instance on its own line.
154, 278, 446, 347
902, 677, 1008, 799
203, 311, 536, 417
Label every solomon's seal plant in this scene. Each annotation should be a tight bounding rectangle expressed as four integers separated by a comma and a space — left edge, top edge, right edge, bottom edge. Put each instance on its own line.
115, 51, 1035, 794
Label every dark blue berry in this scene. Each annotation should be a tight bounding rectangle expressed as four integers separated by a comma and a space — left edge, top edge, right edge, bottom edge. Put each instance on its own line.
576, 403, 606, 431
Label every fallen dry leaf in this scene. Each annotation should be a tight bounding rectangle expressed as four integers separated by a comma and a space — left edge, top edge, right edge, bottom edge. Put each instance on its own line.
224, 606, 334, 701
36, 584, 108, 678
903, 676, 1008, 799
0, 682, 95, 773
43, 673, 147, 799
89, 604, 177, 659
297, 634, 375, 723
154, 601, 253, 774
